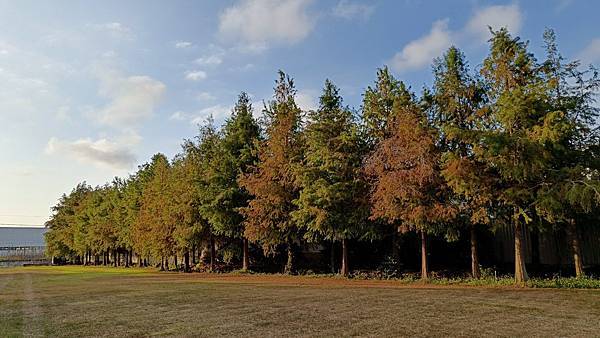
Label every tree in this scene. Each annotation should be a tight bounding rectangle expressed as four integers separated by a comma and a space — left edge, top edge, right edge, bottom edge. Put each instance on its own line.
137, 153, 176, 270
239, 71, 304, 274
480, 28, 561, 284
292, 80, 369, 276
431, 46, 491, 278
365, 102, 454, 280
534, 29, 600, 277
363, 66, 414, 144
212, 93, 261, 271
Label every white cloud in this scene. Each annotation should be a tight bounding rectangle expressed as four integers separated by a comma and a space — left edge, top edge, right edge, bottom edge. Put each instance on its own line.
170, 105, 233, 125
169, 111, 188, 121
219, 0, 315, 50
332, 0, 375, 20
195, 54, 223, 66
390, 19, 452, 73
296, 89, 318, 111
175, 41, 193, 49
196, 91, 216, 101
388, 4, 523, 73
88, 22, 133, 40
185, 70, 207, 81
578, 38, 600, 65
465, 4, 522, 42
192, 104, 233, 124
45, 136, 136, 169
95, 70, 166, 127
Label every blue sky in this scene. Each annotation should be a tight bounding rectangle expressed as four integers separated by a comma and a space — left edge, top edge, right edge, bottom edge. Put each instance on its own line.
1, 0, 599, 227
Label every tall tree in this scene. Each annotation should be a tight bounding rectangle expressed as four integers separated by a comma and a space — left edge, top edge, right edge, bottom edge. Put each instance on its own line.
480, 28, 560, 284
215, 93, 261, 271
534, 29, 600, 277
293, 80, 368, 276
365, 102, 454, 280
431, 46, 491, 278
239, 71, 304, 274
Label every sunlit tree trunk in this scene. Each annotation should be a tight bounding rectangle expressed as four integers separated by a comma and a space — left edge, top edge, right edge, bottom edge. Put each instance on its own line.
514, 221, 529, 285
566, 219, 584, 277
242, 238, 249, 271
420, 230, 428, 281
284, 242, 294, 275
470, 224, 481, 279
341, 238, 349, 277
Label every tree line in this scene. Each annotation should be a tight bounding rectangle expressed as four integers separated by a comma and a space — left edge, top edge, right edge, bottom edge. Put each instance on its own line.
45, 29, 600, 284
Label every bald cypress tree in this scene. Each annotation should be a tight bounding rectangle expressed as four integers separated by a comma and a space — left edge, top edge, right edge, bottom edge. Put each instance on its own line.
480, 29, 560, 284
431, 46, 490, 278
239, 71, 304, 274
365, 102, 454, 280
293, 80, 368, 276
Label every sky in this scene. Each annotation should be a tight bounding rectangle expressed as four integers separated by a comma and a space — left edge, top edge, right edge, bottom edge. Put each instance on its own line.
1, 0, 599, 227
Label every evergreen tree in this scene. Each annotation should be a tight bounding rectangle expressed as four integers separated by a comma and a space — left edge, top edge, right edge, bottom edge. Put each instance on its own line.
292, 80, 368, 276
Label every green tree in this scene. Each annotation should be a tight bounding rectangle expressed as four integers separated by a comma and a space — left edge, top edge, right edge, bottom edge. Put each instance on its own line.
431, 46, 491, 278
293, 80, 368, 276
480, 28, 561, 284
534, 29, 600, 277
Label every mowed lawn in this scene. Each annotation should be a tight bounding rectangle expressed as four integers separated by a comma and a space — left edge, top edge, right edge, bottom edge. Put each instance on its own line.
1, 267, 600, 337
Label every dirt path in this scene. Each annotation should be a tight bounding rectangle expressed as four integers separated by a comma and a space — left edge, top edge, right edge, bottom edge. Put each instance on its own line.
22, 273, 43, 337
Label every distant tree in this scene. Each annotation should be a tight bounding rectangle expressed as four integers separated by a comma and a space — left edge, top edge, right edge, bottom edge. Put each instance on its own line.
138, 153, 176, 270
292, 80, 369, 276
365, 103, 454, 280
239, 71, 304, 274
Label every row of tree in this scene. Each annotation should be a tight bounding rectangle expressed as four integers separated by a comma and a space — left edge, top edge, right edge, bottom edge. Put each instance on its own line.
46, 29, 600, 284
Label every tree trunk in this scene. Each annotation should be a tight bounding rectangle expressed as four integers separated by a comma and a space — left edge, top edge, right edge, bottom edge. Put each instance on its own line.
284, 242, 294, 275
184, 251, 190, 272
567, 219, 584, 277
113, 250, 118, 267
470, 224, 481, 279
210, 234, 216, 272
124, 251, 129, 268
165, 256, 169, 271
341, 238, 349, 277
514, 221, 529, 285
242, 238, 249, 271
192, 245, 197, 265
330, 240, 336, 274
174, 254, 178, 271
420, 230, 428, 281
160, 257, 164, 271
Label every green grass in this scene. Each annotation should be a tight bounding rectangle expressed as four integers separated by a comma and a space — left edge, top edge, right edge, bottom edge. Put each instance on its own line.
1, 266, 600, 337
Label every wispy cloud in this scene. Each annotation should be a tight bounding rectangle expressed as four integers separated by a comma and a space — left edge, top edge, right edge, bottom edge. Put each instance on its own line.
45, 136, 137, 169
332, 0, 375, 21
389, 4, 523, 73
175, 41, 193, 48
95, 69, 166, 127
185, 70, 207, 81
578, 38, 600, 65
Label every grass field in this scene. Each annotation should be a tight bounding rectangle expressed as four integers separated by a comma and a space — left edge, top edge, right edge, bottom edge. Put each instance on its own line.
1, 267, 600, 337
